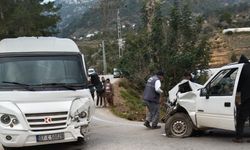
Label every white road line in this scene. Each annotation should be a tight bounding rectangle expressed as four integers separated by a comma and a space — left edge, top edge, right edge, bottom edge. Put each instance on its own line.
93, 116, 142, 127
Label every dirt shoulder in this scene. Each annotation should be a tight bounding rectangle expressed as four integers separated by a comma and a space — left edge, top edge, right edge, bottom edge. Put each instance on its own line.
111, 78, 146, 121
111, 78, 167, 122
112, 79, 128, 115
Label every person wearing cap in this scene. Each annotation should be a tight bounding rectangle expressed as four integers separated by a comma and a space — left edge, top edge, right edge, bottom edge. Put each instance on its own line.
233, 54, 250, 143
143, 71, 164, 129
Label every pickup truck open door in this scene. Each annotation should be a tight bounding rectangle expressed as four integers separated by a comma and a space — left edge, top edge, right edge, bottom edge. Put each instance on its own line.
196, 64, 243, 131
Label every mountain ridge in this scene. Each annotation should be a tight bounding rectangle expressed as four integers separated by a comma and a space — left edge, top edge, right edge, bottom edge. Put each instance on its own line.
57, 0, 250, 37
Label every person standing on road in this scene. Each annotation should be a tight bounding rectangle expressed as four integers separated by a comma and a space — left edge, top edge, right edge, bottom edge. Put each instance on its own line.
90, 73, 104, 107
233, 55, 250, 143
104, 78, 114, 107
100, 76, 106, 106
143, 71, 164, 129
88, 79, 95, 100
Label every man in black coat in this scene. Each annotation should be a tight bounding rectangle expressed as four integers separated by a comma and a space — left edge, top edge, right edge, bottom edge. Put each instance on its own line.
90, 73, 104, 106
233, 55, 250, 143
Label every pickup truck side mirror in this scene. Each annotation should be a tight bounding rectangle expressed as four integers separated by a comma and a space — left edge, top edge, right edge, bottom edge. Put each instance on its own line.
200, 88, 209, 99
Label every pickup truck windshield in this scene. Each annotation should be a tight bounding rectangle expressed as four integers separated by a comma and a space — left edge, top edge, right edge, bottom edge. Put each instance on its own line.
0, 54, 87, 90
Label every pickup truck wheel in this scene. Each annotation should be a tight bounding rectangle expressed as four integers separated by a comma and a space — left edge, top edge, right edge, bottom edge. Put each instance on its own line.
165, 113, 193, 138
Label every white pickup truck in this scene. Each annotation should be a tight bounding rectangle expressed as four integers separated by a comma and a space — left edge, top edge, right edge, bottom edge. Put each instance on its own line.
0, 37, 95, 149
165, 62, 244, 137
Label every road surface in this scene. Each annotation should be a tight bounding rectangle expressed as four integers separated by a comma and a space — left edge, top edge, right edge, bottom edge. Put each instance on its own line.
4, 107, 250, 150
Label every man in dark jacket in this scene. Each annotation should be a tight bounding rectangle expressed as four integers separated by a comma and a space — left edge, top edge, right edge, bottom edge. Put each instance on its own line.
143, 71, 164, 129
233, 55, 250, 143
90, 73, 104, 106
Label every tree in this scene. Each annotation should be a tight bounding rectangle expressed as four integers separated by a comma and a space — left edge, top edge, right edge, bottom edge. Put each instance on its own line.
163, 1, 210, 88
118, 31, 150, 89
231, 52, 237, 63
219, 11, 232, 25
118, 0, 210, 91
117, 0, 165, 88
0, 0, 60, 39
150, 2, 165, 70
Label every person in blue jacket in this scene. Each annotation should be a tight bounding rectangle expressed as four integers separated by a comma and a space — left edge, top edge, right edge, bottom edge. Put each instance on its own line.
143, 71, 164, 129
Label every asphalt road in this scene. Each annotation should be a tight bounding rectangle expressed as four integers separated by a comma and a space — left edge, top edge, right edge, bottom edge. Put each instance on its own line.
6, 108, 250, 150
1, 75, 250, 150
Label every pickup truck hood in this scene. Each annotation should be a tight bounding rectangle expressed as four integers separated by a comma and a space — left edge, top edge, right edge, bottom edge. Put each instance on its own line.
0, 90, 91, 114
168, 80, 203, 103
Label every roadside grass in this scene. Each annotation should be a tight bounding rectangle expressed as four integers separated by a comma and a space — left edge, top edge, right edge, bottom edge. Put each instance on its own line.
111, 79, 146, 121
111, 79, 167, 122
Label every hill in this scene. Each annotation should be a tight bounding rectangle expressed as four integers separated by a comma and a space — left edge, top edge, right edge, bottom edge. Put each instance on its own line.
209, 32, 250, 67
58, 0, 250, 37
56, 0, 250, 69
55, 0, 97, 37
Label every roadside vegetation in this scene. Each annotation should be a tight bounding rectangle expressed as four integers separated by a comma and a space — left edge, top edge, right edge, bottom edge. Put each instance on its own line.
111, 79, 145, 121
111, 79, 167, 121
118, 1, 210, 93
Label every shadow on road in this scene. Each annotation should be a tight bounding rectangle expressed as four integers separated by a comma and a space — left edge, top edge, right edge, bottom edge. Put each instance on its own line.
11, 142, 85, 150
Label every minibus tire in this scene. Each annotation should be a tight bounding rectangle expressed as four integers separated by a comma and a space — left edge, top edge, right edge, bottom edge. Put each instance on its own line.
3, 146, 15, 150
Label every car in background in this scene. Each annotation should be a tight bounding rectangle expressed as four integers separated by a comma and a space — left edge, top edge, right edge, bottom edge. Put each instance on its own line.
88, 68, 96, 76
113, 68, 122, 78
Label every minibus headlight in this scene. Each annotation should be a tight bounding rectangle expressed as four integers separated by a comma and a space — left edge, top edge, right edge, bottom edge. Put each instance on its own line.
70, 98, 89, 120
0, 114, 19, 127
78, 111, 87, 118
1, 114, 11, 124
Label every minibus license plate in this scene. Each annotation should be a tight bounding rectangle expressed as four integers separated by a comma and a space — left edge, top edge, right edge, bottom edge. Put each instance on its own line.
36, 133, 64, 142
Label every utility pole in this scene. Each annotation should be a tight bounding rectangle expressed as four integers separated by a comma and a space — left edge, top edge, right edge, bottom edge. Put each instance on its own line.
102, 40, 107, 74
117, 9, 123, 58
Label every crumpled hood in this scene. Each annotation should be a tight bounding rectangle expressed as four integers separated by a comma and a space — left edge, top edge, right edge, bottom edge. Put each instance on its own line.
168, 80, 203, 103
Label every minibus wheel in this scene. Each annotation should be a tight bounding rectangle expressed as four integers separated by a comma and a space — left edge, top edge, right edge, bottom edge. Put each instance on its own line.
3, 146, 15, 150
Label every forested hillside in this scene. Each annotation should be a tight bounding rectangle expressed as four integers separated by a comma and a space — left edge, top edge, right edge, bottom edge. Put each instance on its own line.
55, 0, 97, 37
0, 0, 60, 38
58, 0, 250, 37
59, 0, 142, 37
